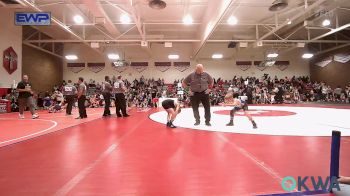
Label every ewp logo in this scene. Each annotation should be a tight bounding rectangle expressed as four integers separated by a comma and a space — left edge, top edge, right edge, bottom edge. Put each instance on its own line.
281, 176, 340, 192
15, 12, 51, 26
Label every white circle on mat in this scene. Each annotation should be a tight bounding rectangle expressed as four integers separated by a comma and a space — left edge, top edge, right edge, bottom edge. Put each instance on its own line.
149, 106, 350, 136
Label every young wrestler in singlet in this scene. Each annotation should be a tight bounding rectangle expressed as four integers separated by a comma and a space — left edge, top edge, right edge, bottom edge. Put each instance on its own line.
224, 92, 257, 129
162, 99, 181, 128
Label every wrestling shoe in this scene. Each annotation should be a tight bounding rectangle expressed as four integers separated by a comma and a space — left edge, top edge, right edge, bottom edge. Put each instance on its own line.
32, 114, 39, 119
252, 121, 258, 129
194, 121, 200, 126
205, 122, 211, 126
19, 114, 25, 119
226, 121, 234, 126
168, 122, 177, 128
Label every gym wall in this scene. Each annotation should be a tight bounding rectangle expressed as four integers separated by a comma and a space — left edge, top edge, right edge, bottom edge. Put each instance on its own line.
22, 45, 63, 93
63, 43, 310, 83
310, 47, 350, 88
0, 8, 22, 88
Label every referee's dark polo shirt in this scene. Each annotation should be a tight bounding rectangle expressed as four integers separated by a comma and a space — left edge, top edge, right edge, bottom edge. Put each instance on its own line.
183, 72, 213, 93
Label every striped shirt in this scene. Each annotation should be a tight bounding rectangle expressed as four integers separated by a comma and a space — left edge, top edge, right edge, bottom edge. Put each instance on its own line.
114, 80, 125, 94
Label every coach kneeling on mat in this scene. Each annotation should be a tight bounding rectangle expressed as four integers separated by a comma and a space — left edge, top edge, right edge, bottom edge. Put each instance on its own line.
182, 64, 213, 126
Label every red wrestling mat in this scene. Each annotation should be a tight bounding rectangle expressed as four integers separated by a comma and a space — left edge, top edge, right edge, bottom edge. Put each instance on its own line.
0, 104, 349, 195
0, 108, 104, 147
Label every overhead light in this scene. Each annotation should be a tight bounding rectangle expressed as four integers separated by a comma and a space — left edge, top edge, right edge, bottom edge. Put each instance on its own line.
212, 54, 223, 59
287, 19, 292, 25
267, 53, 279, 58
302, 53, 314, 59
183, 15, 193, 25
227, 16, 238, 25
108, 53, 120, 60
322, 19, 331, 27
120, 14, 131, 24
73, 15, 84, 24
168, 54, 179, 59
65, 55, 78, 60
297, 43, 305, 48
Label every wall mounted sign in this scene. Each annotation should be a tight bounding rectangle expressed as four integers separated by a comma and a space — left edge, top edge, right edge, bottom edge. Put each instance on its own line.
155, 62, 171, 72
174, 62, 191, 72
254, 61, 267, 71
3, 47, 18, 75
236, 61, 252, 71
15, 12, 51, 26
130, 62, 148, 73
67, 63, 85, 73
275, 61, 290, 71
315, 56, 332, 67
87, 63, 105, 73
334, 53, 350, 63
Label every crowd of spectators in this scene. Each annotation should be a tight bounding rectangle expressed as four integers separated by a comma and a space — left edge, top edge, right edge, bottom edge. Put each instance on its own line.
2, 74, 350, 112
209, 74, 350, 105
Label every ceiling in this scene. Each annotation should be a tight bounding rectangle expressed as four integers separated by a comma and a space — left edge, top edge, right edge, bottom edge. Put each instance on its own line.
2, 0, 350, 59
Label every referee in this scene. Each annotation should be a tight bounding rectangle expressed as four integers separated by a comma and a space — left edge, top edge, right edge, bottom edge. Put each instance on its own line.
102, 76, 112, 117
76, 77, 87, 119
114, 75, 129, 117
182, 64, 213, 126
63, 80, 77, 115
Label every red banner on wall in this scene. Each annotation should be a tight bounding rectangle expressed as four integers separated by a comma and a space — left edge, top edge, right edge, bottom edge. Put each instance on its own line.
236, 61, 252, 71
130, 62, 148, 73
275, 61, 290, 71
254, 61, 267, 71
155, 62, 171, 72
87, 63, 105, 73
174, 62, 191, 72
3, 47, 18, 75
67, 63, 85, 73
